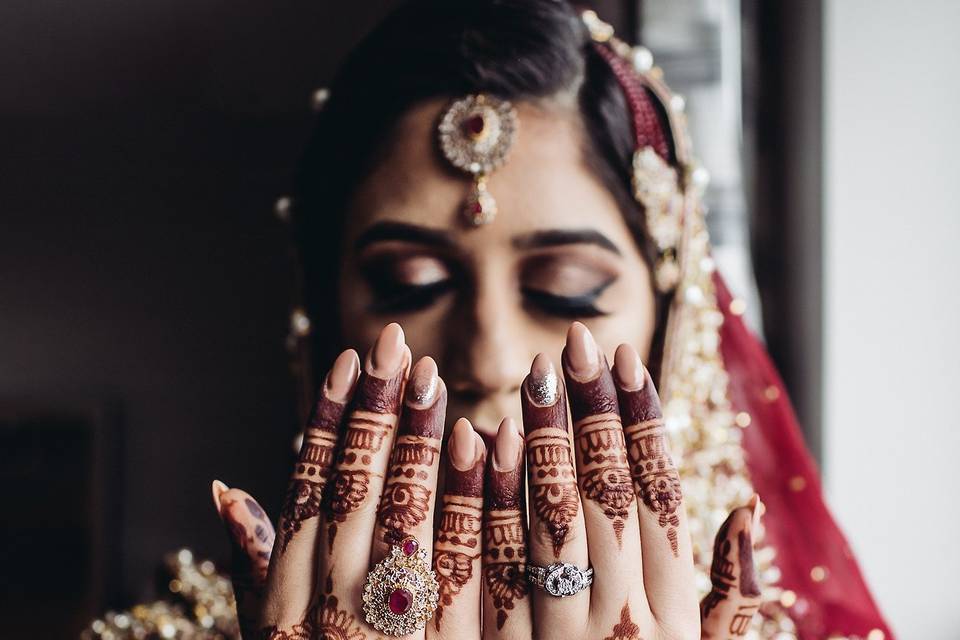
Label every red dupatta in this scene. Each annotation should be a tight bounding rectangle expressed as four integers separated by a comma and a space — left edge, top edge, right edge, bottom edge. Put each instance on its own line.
716, 273, 894, 639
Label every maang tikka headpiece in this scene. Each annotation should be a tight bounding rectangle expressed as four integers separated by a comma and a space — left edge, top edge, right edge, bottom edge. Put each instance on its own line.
437, 93, 519, 226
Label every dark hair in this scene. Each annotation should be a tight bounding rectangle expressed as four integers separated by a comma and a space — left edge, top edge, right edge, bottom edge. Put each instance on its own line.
292, 0, 669, 372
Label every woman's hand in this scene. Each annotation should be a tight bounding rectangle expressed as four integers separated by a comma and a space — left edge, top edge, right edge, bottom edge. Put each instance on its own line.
214, 321, 763, 639
214, 323, 487, 639
478, 323, 764, 640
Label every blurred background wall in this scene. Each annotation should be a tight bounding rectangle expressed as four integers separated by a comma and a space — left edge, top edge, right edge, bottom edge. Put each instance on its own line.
1, 0, 957, 637
823, 1, 960, 637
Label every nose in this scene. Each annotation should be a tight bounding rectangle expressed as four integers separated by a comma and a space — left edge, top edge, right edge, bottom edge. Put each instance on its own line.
443, 286, 529, 401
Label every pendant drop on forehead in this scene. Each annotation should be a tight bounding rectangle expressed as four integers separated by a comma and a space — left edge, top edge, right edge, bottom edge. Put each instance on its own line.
437, 94, 518, 226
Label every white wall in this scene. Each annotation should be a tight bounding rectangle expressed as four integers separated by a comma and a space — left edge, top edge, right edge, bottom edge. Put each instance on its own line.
823, 1, 960, 638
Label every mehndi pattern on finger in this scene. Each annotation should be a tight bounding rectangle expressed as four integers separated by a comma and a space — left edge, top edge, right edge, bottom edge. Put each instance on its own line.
377, 392, 444, 545
566, 361, 636, 547
527, 427, 580, 558
378, 441, 438, 544
617, 370, 684, 557
277, 395, 343, 555
483, 463, 529, 630
701, 509, 762, 636
433, 457, 483, 631
319, 572, 368, 640
602, 603, 643, 640
325, 371, 403, 550
524, 363, 580, 559
257, 606, 315, 640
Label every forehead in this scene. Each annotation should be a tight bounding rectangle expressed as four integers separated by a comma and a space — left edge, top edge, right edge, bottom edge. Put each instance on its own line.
345, 97, 634, 250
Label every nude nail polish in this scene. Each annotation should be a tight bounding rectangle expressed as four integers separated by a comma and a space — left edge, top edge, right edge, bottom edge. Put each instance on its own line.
614, 343, 645, 391
369, 323, 406, 376
398, 356, 446, 439
211, 479, 229, 514
324, 349, 360, 402
527, 353, 559, 406
407, 356, 439, 408
492, 417, 522, 472
565, 322, 600, 379
446, 418, 485, 497
449, 418, 481, 470
486, 418, 523, 511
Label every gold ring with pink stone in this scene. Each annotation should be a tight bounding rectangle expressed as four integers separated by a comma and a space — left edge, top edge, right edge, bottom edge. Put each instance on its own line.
361, 536, 439, 636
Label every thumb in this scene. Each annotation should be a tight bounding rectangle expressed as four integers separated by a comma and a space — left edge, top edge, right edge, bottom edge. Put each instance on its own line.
212, 480, 275, 638
699, 495, 764, 638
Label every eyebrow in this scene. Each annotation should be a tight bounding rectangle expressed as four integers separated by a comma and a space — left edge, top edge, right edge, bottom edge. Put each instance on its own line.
354, 221, 623, 256
512, 229, 622, 255
354, 221, 457, 252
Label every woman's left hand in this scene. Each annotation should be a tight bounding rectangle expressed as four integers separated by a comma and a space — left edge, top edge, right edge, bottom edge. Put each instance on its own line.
478, 323, 764, 640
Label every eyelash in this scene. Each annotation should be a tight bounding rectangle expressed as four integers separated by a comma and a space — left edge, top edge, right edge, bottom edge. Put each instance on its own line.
368, 277, 613, 319
369, 279, 455, 314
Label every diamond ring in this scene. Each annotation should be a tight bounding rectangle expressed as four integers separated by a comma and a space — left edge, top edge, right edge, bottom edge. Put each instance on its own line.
526, 562, 594, 597
362, 536, 439, 636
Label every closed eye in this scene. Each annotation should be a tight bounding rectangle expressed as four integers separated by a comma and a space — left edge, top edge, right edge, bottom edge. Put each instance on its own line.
521, 278, 615, 318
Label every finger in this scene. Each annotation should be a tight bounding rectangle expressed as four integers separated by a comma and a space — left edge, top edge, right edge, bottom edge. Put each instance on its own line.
562, 323, 650, 625
700, 498, 764, 639
614, 344, 698, 632
482, 417, 531, 639
260, 349, 359, 632
212, 483, 275, 639
321, 323, 410, 589
429, 418, 485, 640
372, 356, 445, 561
522, 353, 590, 634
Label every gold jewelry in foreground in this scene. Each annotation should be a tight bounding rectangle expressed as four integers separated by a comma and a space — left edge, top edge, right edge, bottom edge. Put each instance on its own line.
362, 536, 440, 636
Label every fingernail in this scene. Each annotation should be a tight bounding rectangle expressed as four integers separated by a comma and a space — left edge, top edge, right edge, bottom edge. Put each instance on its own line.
565, 322, 601, 379
748, 493, 765, 531
446, 418, 485, 497
211, 479, 229, 514
493, 417, 523, 472
527, 353, 559, 406
368, 323, 406, 376
407, 356, 439, 408
449, 417, 482, 470
614, 343, 645, 391
325, 349, 360, 402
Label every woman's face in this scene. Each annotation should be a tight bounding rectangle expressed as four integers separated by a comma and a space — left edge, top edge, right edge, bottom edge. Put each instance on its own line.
338, 98, 655, 441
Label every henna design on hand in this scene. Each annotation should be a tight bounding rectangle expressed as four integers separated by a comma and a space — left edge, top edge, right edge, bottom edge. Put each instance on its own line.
277, 396, 343, 555
257, 608, 315, 640
602, 603, 643, 640
219, 491, 275, 638
325, 370, 402, 549
575, 421, 634, 546
727, 604, 761, 637
377, 397, 444, 544
483, 463, 528, 630
701, 514, 734, 619
617, 369, 683, 556
433, 458, 483, 631
316, 571, 368, 640
701, 508, 761, 629
565, 365, 635, 546
737, 528, 761, 597
259, 572, 369, 640
222, 494, 274, 586
527, 427, 579, 558
523, 374, 579, 558
378, 440, 439, 544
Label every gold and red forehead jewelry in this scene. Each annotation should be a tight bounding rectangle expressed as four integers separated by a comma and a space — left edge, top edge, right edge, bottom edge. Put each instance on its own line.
437, 93, 519, 226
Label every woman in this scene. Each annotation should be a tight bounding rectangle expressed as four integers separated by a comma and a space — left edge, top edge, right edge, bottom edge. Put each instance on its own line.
84, 2, 891, 639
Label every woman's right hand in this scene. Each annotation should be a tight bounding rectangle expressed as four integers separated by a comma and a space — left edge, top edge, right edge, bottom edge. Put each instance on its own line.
213, 323, 488, 639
